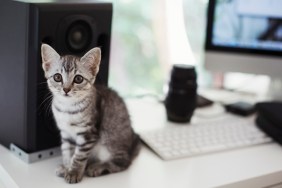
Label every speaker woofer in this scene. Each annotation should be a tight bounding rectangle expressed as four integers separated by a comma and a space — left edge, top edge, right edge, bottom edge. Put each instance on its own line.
66, 20, 92, 53
56, 15, 97, 56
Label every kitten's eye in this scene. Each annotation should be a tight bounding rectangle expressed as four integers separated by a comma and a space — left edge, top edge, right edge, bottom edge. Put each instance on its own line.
53, 73, 62, 82
74, 75, 84, 84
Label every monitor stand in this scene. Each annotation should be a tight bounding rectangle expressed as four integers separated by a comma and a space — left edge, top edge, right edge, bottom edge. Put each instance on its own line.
267, 78, 282, 101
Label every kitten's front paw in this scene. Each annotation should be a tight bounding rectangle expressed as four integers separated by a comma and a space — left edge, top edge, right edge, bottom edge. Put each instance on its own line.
55, 165, 66, 178
64, 169, 83, 184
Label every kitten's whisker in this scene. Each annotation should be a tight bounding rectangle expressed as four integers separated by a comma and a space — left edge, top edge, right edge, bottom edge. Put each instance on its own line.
37, 81, 48, 86
43, 97, 53, 117
42, 91, 52, 100
38, 94, 53, 109
38, 94, 53, 115
46, 99, 53, 117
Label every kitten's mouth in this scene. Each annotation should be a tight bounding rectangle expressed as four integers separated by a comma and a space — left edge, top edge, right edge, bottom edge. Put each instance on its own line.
64, 93, 71, 97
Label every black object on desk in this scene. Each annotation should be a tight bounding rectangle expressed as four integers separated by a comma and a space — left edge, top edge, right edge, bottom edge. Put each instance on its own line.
256, 102, 282, 145
225, 101, 256, 116
197, 95, 213, 108
165, 64, 197, 123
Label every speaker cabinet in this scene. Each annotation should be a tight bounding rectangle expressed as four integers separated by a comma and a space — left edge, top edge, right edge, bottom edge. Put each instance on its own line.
0, 0, 112, 153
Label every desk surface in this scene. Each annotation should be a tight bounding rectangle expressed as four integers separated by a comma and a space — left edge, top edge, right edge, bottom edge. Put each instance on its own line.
1, 98, 282, 188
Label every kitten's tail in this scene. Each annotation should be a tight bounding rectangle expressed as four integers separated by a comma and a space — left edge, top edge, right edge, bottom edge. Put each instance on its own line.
129, 133, 141, 160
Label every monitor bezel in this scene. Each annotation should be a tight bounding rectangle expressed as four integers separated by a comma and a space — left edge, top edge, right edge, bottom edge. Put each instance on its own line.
205, 0, 282, 58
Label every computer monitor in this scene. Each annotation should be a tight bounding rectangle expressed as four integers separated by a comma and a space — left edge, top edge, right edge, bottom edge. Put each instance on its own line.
205, 0, 282, 78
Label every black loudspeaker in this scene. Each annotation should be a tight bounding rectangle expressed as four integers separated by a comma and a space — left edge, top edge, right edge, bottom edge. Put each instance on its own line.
0, 0, 112, 153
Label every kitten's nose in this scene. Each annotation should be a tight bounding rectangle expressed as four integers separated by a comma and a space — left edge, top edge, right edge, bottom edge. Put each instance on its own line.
63, 88, 71, 94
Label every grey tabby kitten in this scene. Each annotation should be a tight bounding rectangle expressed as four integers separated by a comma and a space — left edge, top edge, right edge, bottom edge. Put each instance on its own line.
41, 44, 140, 184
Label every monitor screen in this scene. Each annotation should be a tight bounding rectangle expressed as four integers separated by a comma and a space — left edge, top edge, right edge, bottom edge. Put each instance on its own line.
206, 0, 282, 56
211, 0, 282, 52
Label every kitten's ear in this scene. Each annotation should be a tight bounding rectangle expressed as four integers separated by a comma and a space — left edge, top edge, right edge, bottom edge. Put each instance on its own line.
41, 44, 60, 72
80, 47, 101, 76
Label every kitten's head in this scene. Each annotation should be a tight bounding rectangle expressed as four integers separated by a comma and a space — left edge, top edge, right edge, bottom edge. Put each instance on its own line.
41, 44, 101, 98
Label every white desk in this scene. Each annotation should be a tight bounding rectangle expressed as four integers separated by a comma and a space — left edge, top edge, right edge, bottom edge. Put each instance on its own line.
1, 99, 282, 188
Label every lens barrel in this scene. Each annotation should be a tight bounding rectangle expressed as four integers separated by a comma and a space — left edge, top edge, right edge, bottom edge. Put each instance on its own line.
165, 64, 197, 123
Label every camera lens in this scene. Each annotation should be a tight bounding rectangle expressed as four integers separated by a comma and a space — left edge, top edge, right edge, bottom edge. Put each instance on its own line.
66, 21, 92, 53
165, 65, 197, 123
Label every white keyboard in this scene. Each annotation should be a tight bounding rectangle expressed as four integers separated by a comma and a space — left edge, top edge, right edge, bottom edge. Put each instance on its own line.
140, 115, 272, 160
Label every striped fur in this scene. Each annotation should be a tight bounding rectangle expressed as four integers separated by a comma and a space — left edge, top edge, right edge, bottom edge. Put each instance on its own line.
41, 44, 140, 184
